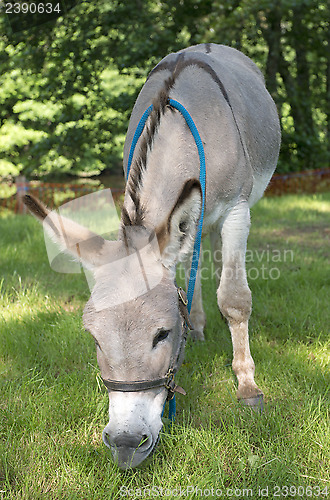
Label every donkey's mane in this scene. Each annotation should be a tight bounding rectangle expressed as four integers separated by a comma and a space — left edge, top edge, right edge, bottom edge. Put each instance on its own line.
121, 53, 195, 228
121, 81, 174, 227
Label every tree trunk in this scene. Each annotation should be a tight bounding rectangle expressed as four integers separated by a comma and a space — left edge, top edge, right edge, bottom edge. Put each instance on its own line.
16, 176, 28, 214
291, 6, 316, 136
258, 4, 322, 168
257, 9, 281, 106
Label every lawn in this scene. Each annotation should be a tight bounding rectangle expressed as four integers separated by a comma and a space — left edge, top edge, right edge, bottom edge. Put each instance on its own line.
0, 193, 329, 499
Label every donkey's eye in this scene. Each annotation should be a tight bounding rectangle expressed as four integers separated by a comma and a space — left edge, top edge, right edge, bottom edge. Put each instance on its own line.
179, 219, 188, 233
152, 329, 170, 348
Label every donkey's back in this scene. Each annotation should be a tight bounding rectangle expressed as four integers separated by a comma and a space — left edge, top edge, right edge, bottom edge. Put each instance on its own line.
124, 43, 281, 215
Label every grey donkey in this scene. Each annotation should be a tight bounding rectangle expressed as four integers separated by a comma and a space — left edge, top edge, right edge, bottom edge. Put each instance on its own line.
24, 43, 281, 469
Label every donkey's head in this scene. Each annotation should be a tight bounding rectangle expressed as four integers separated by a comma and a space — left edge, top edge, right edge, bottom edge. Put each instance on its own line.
24, 178, 201, 469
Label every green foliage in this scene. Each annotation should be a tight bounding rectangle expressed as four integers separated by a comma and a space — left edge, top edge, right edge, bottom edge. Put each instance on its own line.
0, 159, 20, 177
0, 1, 147, 178
0, 0, 328, 179
202, 0, 329, 171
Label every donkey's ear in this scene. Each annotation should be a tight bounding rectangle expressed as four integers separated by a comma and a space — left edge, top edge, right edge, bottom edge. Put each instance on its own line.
158, 179, 202, 268
23, 194, 107, 269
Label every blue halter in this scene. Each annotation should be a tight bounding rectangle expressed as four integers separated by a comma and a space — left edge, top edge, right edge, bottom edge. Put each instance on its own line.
127, 98, 206, 314
126, 98, 206, 421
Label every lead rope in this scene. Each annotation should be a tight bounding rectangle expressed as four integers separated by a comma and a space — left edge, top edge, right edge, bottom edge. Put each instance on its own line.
126, 100, 206, 422
167, 99, 206, 314
162, 395, 176, 422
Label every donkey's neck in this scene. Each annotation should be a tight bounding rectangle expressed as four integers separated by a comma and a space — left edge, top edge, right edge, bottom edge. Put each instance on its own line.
124, 111, 199, 231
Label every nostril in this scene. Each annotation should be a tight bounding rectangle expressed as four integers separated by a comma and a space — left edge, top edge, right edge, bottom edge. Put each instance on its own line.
138, 434, 150, 451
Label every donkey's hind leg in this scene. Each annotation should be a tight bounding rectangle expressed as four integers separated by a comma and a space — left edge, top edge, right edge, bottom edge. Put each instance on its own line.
217, 201, 263, 408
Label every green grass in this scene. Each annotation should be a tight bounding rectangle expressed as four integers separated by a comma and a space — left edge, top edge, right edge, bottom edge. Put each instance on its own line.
1, 194, 329, 499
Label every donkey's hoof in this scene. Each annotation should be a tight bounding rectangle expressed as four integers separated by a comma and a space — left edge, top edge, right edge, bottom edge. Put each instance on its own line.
239, 393, 264, 412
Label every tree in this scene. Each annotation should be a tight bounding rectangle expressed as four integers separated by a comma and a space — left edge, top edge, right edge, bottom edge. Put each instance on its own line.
0, 2, 144, 178
0, 0, 328, 179
205, 0, 329, 171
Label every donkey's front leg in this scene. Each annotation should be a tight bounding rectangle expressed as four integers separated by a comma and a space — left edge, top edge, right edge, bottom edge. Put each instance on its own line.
218, 202, 263, 408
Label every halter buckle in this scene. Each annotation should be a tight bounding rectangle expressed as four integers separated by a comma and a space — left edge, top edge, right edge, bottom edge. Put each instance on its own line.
165, 369, 186, 400
177, 287, 188, 306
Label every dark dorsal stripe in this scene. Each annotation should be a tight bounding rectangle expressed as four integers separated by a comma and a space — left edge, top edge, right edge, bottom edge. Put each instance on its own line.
149, 51, 249, 165
148, 51, 231, 108
205, 43, 212, 54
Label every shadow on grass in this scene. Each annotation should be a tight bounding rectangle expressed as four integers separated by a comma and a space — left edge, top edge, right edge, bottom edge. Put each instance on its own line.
0, 307, 95, 380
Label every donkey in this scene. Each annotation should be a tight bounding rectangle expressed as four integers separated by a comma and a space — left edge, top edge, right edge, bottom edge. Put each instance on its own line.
24, 43, 281, 469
